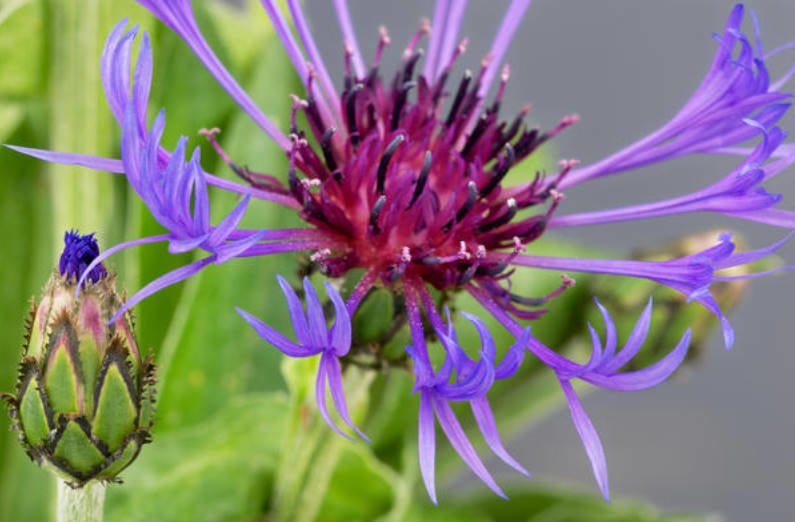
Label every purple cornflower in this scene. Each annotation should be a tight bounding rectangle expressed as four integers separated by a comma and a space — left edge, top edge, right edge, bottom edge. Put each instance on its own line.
9, 0, 795, 503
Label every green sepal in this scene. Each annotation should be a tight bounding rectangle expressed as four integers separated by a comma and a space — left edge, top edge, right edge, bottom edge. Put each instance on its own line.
17, 357, 54, 448
26, 298, 45, 359
95, 435, 144, 480
113, 314, 142, 376
51, 416, 107, 479
78, 333, 101, 417
92, 339, 138, 452
43, 316, 83, 414
137, 353, 157, 430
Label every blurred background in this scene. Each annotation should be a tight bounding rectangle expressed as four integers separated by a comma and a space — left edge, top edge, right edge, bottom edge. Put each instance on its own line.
0, 1, 793, 520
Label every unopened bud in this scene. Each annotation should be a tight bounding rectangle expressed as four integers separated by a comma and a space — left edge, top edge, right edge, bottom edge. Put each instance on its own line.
2, 231, 156, 487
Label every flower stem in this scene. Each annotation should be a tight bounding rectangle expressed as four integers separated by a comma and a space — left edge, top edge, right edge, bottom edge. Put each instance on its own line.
273, 363, 374, 522
56, 480, 105, 522
47, 0, 115, 247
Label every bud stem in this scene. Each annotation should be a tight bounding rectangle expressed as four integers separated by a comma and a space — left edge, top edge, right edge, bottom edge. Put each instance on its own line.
56, 480, 105, 522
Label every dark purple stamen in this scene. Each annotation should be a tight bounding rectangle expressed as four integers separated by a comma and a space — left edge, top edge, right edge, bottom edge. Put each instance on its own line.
477, 198, 518, 233
479, 144, 516, 198
450, 181, 478, 228
369, 195, 387, 234
59, 230, 107, 285
408, 151, 433, 209
321, 127, 338, 172
346, 84, 363, 145
446, 70, 472, 126
377, 135, 405, 194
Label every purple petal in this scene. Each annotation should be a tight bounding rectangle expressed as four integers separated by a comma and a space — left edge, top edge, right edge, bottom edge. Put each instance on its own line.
332, 0, 365, 78
437, 0, 468, 76
100, 20, 131, 122
405, 283, 434, 385
324, 354, 369, 440
406, 344, 433, 389
423, 0, 450, 79
601, 298, 653, 373
5, 146, 124, 173
594, 299, 617, 361
75, 234, 170, 295
559, 378, 610, 501
276, 275, 312, 347
189, 148, 210, 234
436, 358, 493, 401
136, 0, 290, 150
207, 195, 251, 248
315, 353, 353, 440
432, 397, 507, 500
286, 0, 339, 116
133, 31, 153, 126
479, 0, 532, 99
494, 328, 529, 380
469, 284, 583, 374
167, 233, 209, 254
303, 276, 329, 349
715, 231, 794, 269
418, 392, 437, 504
326, 282, 352, 356
213, 230, 267, 264
470, 396, 531, 477
110, 256, 214, 324
585, 330, 692, 391
235, 307, 313, 358
460, 311, 497, 362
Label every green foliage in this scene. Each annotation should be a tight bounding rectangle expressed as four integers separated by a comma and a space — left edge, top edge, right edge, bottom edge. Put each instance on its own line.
105, 393, 288, 522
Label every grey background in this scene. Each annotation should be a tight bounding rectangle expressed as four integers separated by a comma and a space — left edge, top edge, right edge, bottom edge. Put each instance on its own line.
301, 1, 795, 520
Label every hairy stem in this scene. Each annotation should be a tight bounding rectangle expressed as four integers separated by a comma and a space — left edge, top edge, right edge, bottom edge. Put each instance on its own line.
56, 480, 105, 522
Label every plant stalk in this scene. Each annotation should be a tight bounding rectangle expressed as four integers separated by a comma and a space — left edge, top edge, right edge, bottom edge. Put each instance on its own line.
56, 480, 105, 522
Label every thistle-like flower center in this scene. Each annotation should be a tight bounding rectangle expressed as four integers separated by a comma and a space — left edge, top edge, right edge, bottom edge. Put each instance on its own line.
230, 27, 576, 290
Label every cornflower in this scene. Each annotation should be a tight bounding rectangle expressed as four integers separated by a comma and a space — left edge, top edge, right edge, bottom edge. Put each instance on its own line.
10, 0, 795, 503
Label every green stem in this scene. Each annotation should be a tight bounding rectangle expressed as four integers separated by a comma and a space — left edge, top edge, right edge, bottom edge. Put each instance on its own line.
47, 0, 114, 246
273, 366, 374, 522
56, 480, 105, 522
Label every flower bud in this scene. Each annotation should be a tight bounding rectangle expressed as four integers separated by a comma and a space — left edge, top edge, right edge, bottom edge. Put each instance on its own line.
2, 231, 155, 486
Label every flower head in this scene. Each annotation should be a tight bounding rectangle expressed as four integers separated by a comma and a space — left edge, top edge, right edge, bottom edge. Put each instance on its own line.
8, 0, 795, 504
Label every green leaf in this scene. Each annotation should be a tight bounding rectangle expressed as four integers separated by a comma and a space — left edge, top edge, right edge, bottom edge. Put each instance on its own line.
0, 131, 53, 522
317, 444, 407, 522
104, 392, 288, 522
0, 101, 24, 142
0, 0, 43, 97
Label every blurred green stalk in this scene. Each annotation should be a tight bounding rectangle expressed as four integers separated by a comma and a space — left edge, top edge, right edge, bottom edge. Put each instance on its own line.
47, 1, 115, 519
47, 0, 114, 245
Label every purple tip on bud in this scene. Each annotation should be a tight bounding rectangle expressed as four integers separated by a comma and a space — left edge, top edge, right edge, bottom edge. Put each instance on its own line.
59, 230, 107, 285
